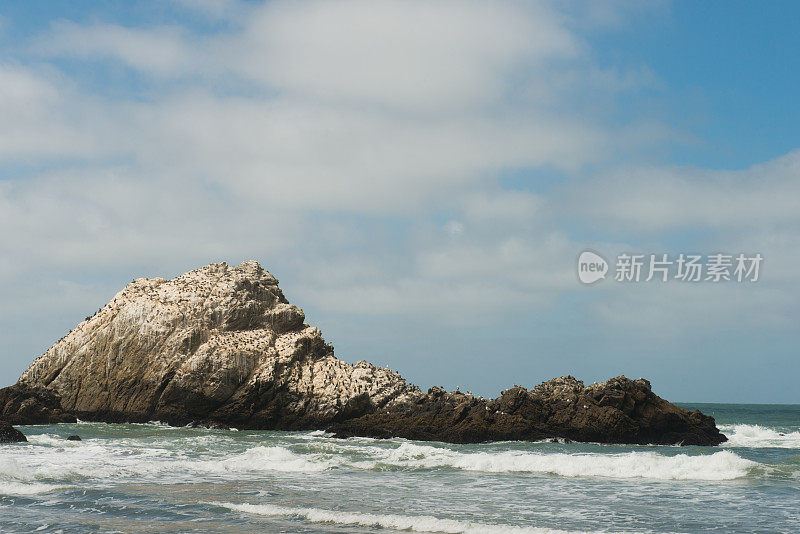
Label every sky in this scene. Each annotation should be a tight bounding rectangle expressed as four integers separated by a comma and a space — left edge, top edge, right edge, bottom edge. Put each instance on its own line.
0, 0, 798, 403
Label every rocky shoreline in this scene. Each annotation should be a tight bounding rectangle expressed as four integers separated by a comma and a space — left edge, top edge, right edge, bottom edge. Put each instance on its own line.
0, 261, 726, 446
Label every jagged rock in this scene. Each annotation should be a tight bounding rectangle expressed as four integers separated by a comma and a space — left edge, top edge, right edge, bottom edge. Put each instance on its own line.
0, 261, 726, 446
0, 383, 77, 425
6, 261, 417, 429
328, 375, 725, 445
66, 435, 82, 441
0, 421, 27, 443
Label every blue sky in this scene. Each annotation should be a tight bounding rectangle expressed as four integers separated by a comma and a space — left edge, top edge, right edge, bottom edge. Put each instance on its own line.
612, 1, 800, 169
0, 1, 798, 402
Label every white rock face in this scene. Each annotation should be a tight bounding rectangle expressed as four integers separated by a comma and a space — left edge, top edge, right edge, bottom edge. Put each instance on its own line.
19, 261, 419, 427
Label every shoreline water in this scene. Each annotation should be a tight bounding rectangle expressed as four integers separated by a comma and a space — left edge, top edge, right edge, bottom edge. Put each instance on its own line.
1, 403, 798, 533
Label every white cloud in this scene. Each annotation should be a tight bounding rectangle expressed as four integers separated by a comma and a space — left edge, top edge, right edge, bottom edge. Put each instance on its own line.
0, 166, 304, 278
1, 2, 628, 336
233, 0, 579, 110
555, 149, 800, 335
0, 63, 58, 103
0, 0, 796, 356
460, 190, 544, 224
592, 282, 796, 339
37, 0, 582, 112
127, 93, 607, 213
0, 64, 105, 160
37, 22, 195, 76
24, 1, 621, 214
569, 150, 800, 232
173, 0, 247, 20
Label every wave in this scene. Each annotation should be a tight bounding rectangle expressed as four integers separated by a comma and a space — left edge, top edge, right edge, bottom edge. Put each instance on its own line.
211, 501, 599, 534
363, 442, 758, 480
0, 482, 65, 496
213, 445, 340, 473
26, 434, 87, 447
2, 434, 760, 486
231, 441, 760, 480
0, 459, 67, 495
1, 441, 339, 483
720, 424, 800, 449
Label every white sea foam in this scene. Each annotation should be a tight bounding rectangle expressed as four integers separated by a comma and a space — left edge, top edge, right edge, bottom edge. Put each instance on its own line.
0, 482, 65, 496
362, 442, 758, 480
720, 424, 800, 449
26, 434, 87, 447
214, 445, 339, 473
211, 502, 598, 534
1, 432, 760, 488
295, 430, 333, 439
0, 458, 66, 495
0, 439, 338, 487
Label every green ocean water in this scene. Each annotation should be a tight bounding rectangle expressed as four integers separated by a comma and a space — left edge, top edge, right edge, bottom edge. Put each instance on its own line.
1, 404, 798, 533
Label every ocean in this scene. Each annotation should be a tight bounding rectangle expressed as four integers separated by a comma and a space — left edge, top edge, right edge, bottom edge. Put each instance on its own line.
1, 404, 798, 533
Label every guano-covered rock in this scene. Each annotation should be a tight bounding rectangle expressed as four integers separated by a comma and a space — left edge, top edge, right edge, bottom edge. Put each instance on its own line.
0, 261, 726, 446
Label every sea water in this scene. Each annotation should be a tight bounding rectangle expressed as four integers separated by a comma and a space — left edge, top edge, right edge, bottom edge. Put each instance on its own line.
1, 404, 798, 533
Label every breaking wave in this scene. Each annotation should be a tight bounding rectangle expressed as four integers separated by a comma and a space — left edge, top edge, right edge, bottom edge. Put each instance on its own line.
0, 441, 337, 484
1, 435, 760, 487
0, 458, 67, 495
0, 481, 65, 496
362, 443, 759, 480
212, 501, 597, 534
720, 424, 800, 449
210, 445, 340, 473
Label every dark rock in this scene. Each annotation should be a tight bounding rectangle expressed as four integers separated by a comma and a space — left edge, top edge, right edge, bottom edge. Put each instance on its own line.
0, 383, 77, 425
327, 375, 727, 446
66, 435, 82, 441
0, 420, 27, 443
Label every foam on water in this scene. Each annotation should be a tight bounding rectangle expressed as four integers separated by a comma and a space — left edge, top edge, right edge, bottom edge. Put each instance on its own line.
212, 501, 600, 534
1, 481, 65, 496
364, 442, 759, 480
1, 437, 347, 494
720, 424, 800, 449
0, 458, 67, 495
212, 445, 340, 473
1, 432, 761, 488
4, 413, 798, 533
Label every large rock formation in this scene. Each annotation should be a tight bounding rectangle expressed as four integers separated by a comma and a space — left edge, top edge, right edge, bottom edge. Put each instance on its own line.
0, 261, 726, 446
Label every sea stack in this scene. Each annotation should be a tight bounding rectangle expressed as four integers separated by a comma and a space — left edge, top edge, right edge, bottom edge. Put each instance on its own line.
0, 261, 726, 445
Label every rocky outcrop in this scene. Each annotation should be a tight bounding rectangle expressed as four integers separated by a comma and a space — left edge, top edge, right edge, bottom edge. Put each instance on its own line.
0, 261, 726, 445
0, 383, 77, 425
7, 261, 417, 429
0, 421, 27, 443
328, 376, 725, 445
